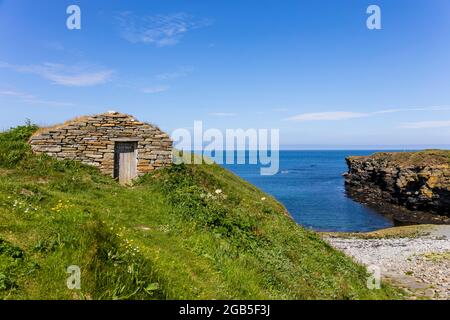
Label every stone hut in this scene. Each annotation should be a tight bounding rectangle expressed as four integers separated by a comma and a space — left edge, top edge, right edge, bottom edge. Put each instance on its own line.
29, 112, 173, 184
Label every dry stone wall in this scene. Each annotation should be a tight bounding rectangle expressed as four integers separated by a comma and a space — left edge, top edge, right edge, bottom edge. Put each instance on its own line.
29, 112, 172, 177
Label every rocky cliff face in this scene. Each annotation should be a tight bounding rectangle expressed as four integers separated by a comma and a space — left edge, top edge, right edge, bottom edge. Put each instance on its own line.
345, 151, 450, 223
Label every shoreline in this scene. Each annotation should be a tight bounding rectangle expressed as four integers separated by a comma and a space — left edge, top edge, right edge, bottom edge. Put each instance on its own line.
322, 225, 450, 300
345, 185, 450, 226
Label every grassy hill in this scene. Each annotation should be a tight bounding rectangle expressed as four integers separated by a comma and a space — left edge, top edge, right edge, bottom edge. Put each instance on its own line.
348, 149, 450, 167
0, 124, 403, 299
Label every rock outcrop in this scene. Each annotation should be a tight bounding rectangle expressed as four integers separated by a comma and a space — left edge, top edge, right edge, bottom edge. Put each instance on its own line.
345, 150, 450, 223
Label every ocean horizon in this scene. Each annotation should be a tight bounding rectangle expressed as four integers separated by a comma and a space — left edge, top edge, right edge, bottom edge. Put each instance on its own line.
185, 146, 450, 152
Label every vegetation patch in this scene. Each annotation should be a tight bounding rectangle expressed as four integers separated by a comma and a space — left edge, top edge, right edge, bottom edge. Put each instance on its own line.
421, 251, 450, 262
349, 150, 450, 167
0, 124, 404, 299
323, 225, 435, 240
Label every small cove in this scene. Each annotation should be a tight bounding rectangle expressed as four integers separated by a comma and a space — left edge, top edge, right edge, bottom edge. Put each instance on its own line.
224, 150, 395, 232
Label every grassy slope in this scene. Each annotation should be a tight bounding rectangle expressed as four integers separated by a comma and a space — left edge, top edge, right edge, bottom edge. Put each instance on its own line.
0, 125, 403, 300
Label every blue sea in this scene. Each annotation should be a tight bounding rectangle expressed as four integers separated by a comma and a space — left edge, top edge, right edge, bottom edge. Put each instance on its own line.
223, 150, 394, 232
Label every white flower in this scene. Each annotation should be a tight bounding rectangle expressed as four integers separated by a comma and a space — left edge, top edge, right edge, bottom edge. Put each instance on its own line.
215, 189, 222, 194
261, 197, 266, 201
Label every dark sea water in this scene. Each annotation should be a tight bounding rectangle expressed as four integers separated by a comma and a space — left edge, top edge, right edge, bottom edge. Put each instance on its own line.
223, 150, 394, 232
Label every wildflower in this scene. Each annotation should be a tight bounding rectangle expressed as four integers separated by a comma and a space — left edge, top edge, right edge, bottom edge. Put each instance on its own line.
215, 189, 222, 194
261, 197, 266, 201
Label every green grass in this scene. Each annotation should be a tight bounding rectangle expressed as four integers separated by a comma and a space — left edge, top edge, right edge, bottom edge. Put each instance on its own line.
0, 124, 404, 300
349, 149, 450, 167
322, 225, 435, 239
421, 251, 450, 262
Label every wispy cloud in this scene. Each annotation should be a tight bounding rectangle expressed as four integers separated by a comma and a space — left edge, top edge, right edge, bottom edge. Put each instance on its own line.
0, 88, 74, 107
116, 12, 212, 47
287, 111, 368, 121
372, 106, 450, 114
45, 41, 65, 51
400, 120, 450, 129
209, 112, 237, 117
141, 85, 170, 94
155, 66, 194, 80
286, 106, 450, 122
0, 62, 114, 87
0, 89, 34, 100
272, 108, 289, 112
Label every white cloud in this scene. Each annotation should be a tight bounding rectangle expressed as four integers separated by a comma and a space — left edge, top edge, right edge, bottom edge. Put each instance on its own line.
0, 62, 114, 87
0, 89, 34, 100
45, 41, 65, 51
209, 112, 237, 117
286, 106, 450, 122
400, 120, 450, 129
272, 108, 289, 112
373, 106, 450, 114
141, 85, 170, 94
155, 66, 194, 80
116, 12, 212, 47
0, 88, 74, 107
26, 99, 74, 107
287, 111, 369, 121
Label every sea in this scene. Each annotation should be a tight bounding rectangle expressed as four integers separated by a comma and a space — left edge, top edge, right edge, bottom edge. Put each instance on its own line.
223, 150, 395, 232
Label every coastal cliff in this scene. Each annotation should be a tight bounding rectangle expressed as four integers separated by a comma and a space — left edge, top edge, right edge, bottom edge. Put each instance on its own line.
345, 150, 450, 224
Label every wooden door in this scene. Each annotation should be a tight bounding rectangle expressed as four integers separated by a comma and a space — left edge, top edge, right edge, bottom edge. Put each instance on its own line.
114, 142, 137, 184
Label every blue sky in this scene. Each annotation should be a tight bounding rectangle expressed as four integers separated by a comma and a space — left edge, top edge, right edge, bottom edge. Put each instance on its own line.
1, 0, 450, 148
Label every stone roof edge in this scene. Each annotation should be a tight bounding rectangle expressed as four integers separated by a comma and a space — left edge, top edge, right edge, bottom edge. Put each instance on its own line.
30, 111, 161, 138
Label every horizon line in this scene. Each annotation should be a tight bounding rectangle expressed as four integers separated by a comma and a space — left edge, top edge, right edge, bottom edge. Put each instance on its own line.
180, 145, 450, 152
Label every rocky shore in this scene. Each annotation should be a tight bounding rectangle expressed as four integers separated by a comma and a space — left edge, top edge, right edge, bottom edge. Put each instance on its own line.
344, 150, 450, 224
324, 225, 450, 300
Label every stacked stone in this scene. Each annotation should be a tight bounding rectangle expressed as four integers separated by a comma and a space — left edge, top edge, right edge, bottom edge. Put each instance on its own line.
29, 112, 173, 177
